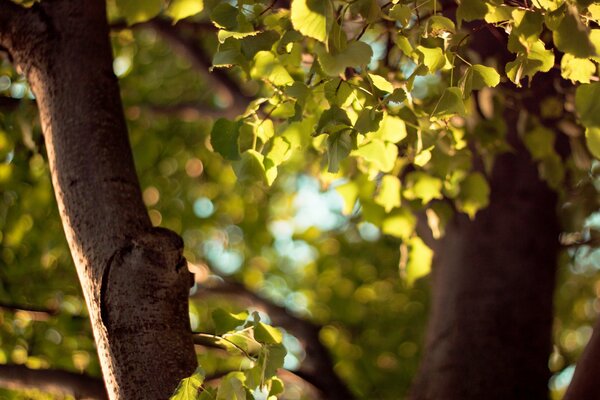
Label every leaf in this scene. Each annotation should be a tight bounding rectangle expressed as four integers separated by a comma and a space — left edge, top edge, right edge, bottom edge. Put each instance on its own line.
269, 377, 285, 396
382, 208, 416, 239
426, 16, 456, 37
415, 46, 446, 73
508, 9, 543, 52
315, 41, 373, 77
335, 181, 359, 214
403, 172, 443, 205
586, 127, 600, 159
552, 5, 595, 58
211, 119, 242, 161
389, 4, 412, 26
456, 0, 487, 25
170, 367, 205, 400
116, 0, 162, 24
456, 172, 490, 219
372, 113, 407, 143
327, 130, 354, 173
523, 126, 555, 160
354, 107, 383, 134
254, 322, 283, 344
232, 150, 268, 184
291, 0, 332, 43
213, 38, 244, 69
405, 236, 433, 286
575, 82, 600, 128
212, 309, 248, 335
505, 40, 554, 86
368, 73, 394, 93
354, 139, 398, 173
560, 54, 596, 84
250, 51, 294, 86
166, 0, 204, 21
316, 106, 352, 134
375, 175, 401, 213
210, 3, 239, 30
432, 88, 466, 118
459, 64, 501, 96
217, 372, 246, 400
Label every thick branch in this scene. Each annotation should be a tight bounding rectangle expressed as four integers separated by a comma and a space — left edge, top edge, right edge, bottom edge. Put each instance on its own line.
194, 281, 355, 400
0, 364, 107, 400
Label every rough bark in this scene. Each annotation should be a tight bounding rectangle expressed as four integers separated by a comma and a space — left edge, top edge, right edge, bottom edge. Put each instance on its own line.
0, 1, 197, 398
410, 127, 559, 399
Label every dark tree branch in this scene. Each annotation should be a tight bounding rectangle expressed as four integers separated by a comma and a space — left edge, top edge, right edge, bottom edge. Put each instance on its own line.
0, 301, 57, 321
0, 0, 26, 49
132, 101, 241, 120
193, 281, 355, 400
145, 19, 251, 116
0, 364, 107, 400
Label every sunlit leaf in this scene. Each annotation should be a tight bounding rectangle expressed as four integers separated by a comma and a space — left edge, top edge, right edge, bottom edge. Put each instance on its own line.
166, 0, 204, 21
456, 172, 490, 219
170, 367, 205, 400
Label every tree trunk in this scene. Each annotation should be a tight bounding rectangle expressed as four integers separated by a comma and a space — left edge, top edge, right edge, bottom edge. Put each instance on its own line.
0, 1, 197, 398
564, 319, 600, 398
410, 128, 560, 399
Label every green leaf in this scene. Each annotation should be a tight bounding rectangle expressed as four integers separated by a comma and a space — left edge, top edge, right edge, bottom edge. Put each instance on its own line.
170, 367, 205, 400
372, 113, 407, 143
262, 344, 287, 378
335, 181, 359, 214
210, 3, 239, 30
212, 38, 244, 69
403, 172, 443, 205
166, 0, 204, 21
211, 119, 242, 161
315, 41, 373, 77
426, 16, 456, 37
432, 88, 466, 118
316, 106, 352, 134
254, 322, 283, 344
368, 73, 394, 93
269, 377, 285, 396
405, 236, 433, 286
116, 0, 162, 24
576, 82, 600, 128
232, 150, 268, 183
560, 54, 596, 83
291, 0, 332, 43
375, 175, 401, 213
266, 136, 292, 166
217, 372, 246, 400
416, 46, 446, 73
327, 130, 354, 173
382, 208, 416, 239
456, 0, 487, 25
212, 309, 248, 335
523, 126, 555, 160
508, 9, 543, 52
459, 64, 501, 96
552, 5, 595, 58
586, 127, 600, 159
389, 4, 412, 26
354, 107, 383, 134
250, 51, 294, 86
456, 172, 490, 219
354, 139, 398, 173
505, 40, 554, 86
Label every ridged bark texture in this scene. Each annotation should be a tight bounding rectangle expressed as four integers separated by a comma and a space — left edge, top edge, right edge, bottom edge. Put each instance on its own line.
410, 127, 559, 399
1, 1, 197, 398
